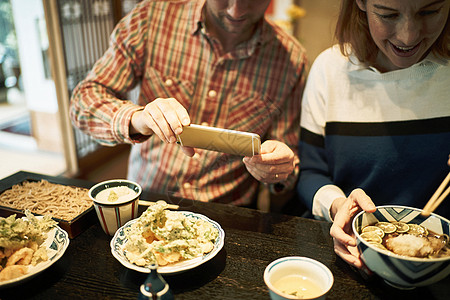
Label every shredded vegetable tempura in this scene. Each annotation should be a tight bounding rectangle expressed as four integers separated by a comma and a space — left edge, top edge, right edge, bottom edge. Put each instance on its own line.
0, 211, 57, 281
122, 201, 219, 267
0, 210, 56, 250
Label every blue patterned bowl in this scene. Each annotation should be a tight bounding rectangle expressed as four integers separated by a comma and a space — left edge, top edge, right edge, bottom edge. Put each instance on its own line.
352, 205, 450, 289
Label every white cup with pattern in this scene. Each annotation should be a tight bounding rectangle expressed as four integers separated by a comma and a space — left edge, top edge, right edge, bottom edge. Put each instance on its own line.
89, 179, 141, 235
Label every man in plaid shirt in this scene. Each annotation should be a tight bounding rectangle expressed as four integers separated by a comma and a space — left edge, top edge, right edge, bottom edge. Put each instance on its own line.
70, 0, 307, 207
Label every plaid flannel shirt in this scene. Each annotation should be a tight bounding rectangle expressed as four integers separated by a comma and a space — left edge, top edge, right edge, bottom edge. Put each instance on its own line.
70, 0, 306, 206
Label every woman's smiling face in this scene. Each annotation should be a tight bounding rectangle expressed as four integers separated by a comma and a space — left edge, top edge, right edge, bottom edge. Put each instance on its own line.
356, 0, 449, 72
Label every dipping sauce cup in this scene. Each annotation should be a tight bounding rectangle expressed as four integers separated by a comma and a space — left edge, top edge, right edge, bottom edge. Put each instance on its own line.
264, 256, 333, 300
89, 179, 142, 236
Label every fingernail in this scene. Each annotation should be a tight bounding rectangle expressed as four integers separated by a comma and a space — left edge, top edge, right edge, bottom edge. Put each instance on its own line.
175, 128, 182, 135
169, 136, 176, 143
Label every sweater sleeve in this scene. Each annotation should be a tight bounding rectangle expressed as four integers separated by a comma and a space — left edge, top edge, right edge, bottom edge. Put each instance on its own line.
296, 48, 346, 220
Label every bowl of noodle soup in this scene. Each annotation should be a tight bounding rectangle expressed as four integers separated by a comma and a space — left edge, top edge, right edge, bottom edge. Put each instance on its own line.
352, 205, 450, 289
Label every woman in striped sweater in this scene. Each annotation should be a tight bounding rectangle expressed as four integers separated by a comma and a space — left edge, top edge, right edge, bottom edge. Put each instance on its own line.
297, 0, 449, 269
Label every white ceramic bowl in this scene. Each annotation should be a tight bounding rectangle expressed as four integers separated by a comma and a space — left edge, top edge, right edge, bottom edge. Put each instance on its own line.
264, 256, 333, 300
352, 205, 450, 289
89, 179, 142, 236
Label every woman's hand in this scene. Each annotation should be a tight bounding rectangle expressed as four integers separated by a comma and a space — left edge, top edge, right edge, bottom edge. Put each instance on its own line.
243, 140, 298, 183
329, 189, 376, 268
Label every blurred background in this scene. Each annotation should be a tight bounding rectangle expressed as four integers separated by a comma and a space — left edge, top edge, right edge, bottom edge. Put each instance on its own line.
0, 0, 338, 186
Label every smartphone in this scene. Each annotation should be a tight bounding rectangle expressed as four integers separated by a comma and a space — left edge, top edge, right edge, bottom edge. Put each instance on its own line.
176, 124, 261, 156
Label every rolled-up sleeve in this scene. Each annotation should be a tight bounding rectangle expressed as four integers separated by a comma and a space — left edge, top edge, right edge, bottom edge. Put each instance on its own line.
69, 4, 150, 145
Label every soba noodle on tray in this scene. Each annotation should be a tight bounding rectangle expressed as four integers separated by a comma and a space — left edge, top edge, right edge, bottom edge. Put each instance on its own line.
0, 180, 92, 221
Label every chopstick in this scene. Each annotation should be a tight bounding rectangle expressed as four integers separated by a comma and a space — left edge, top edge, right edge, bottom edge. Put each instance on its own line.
422, 172, 450, 216
138, 200, 179, 210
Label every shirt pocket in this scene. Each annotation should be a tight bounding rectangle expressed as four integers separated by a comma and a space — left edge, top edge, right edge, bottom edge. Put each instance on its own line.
227, 92, 280, 137
140, 67, 195, 111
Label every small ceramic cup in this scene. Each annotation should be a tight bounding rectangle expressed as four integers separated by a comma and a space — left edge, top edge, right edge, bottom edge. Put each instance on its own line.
264, 256, 334, 300
89, 179, 142, 236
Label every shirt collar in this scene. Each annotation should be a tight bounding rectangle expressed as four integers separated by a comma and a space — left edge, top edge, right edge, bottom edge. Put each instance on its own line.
348, 51, 448, 74
423, 53, 448, 66
190, 0, 205, 35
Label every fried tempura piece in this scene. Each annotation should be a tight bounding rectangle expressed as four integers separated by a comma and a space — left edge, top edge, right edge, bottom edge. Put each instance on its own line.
31, 247, 48, 266
143, 230, 160, 244
6, 247, 34, 266
27, 241, 39, 252
125, 251, 148, 267
154, 251, 181, 266
0, 265, 28, 281
199, 242, 214, 253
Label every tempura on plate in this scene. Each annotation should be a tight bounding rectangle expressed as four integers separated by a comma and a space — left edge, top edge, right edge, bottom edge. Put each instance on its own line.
0, 210, 56, 281
122, 201, 219, 267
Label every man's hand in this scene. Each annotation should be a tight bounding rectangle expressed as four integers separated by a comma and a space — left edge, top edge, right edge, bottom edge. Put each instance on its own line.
130, 98, 190, 143
243, 140, 298, 183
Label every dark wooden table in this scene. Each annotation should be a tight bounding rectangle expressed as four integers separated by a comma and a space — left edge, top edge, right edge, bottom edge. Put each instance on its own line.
0, 172, 449, 299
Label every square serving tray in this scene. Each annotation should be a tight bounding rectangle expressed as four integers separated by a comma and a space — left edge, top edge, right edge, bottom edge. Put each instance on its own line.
0, 171, 96, 239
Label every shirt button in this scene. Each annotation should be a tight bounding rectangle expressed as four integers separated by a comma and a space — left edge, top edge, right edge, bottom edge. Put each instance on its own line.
208, 90, 217, 98
165, 79, 173, 87
183, 182, 191, 189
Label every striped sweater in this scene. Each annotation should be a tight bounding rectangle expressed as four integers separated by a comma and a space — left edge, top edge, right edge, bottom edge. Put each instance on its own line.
297, 45, 450, 220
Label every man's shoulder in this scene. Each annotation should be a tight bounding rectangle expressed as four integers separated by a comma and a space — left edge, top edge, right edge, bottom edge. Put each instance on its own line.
134, 0, 197, 13
126, 0, 197, 28
263, 18, 306, 58
138, 0, 195, 8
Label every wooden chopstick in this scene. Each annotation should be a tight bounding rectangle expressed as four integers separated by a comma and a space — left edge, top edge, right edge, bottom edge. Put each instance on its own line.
138, 200, 179, 210
422, 172, 450, 216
